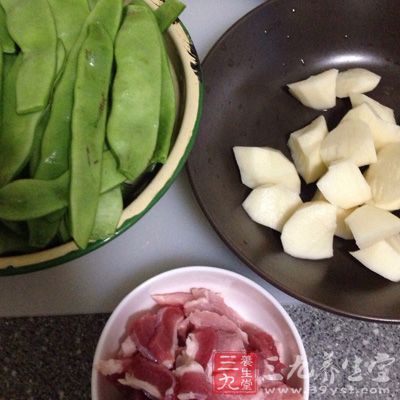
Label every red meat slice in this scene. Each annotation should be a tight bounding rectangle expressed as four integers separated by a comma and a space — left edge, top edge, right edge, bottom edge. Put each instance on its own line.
243, 323, 286, 374
185, 328, 217, 368
188, 311, 248, 343
148, 306, 184, 368
175, 361, 210, 400
129, 313, 158, 362
119, 354, 176, 399
152, 292, 194, 306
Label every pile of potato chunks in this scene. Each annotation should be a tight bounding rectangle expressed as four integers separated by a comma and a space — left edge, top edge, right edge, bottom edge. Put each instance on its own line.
234, 68, 400, 282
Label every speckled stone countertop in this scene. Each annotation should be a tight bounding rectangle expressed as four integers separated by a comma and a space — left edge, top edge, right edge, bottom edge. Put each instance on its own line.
0, 305, 399, 400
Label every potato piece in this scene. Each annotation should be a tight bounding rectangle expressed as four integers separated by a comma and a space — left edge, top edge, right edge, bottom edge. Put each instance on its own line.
336, 68, 381, 98
281, 201, 337, 260
320, 119, 376, 167
343, 103, 400, 150
288, 116, 328, 183
345, 205, 400, 249
233, 146, 301, 193
287, 69, 338, 110
350, 235, 400, 282
365, 143, 400, 210
242, 184, 302, 232
317, 160, 372, 209
349, 93, 396, 123
313, 190, 354, 240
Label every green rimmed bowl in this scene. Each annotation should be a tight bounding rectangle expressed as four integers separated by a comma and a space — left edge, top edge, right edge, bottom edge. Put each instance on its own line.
0, 4, 203, 276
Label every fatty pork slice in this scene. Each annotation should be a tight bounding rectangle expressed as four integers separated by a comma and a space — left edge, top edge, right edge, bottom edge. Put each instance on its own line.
152, 292, 195, 306
119, 353, 176, 399
175, 360, 210, 400
184, 288, 243, 326
185, 328, 217, 368
188, 310, 248, 343
148, 306, 184, 368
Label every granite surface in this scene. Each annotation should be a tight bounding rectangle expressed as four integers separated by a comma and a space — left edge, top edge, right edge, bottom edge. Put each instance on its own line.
0, 305, 398, 400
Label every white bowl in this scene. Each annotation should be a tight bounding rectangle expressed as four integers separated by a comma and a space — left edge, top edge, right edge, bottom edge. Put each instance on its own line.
91, 266, 309, 400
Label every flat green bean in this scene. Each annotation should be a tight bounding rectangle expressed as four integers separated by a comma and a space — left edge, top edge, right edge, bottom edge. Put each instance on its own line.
90, 186, 123, 241
0, 173, 69, 221
34, 0, 123, 180
107, 1, 162, 180
0, 56, 42, 188
0, 0, 57, 113
151, 36, 176, 164
70, 23, 114, 248
29, 40, 67, 177
0, 5, 14, 53
48, 0, 89, 53
101, 150, 126, 193
155, 0, 185, 32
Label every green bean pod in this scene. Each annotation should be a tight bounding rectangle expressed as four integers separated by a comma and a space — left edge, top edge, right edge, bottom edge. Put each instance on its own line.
0, 56, 42, 188
70, 22, 114, 249
0, 150, 125, 224
48, 0, 89, 53
101, 150, 126, 193
108, 2, 162, 180
34, 0, 123, 180
155, 0, 185, 32
0, 5, 15, 53
151, 36, 177, 164
0, 173, 69, 221
0, 0, 57, 113
90, 186, 123, 241
29, 40, 67, 177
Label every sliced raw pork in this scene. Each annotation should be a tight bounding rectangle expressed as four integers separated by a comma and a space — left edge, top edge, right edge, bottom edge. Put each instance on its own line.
118, 353, 175, 399
148, 306, 184, 368
175, 360, 210, 400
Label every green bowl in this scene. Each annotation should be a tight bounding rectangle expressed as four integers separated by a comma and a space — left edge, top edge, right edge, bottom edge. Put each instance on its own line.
0, 5, 203, 275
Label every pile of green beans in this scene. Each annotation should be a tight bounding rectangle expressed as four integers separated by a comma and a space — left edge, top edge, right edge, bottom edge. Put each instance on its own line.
0, 0, 185, 253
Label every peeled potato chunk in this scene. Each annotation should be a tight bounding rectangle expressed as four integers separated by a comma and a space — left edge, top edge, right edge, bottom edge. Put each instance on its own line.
242, 184, 302, 232
317, 160, 372, 209
349, 93, 396, 123
287, 69, 338, 110
336, 68, 381, 98
365, 143, 400, 210
233, 146, 301, 193
288, 116, 328, 183
343, 103, 400, 150
320, 119, 376, 167
313, 189, 354, 240
350, 235, 400, 282
281, 201, 337, 259
345, 205, 400, 249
